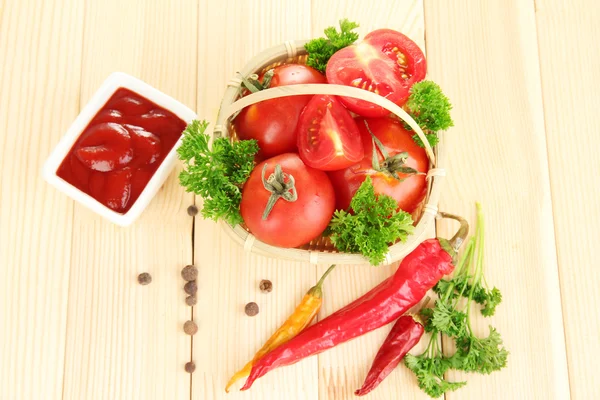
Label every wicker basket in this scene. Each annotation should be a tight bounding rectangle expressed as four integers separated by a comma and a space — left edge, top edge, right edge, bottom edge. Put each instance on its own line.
213, 40, 446, 265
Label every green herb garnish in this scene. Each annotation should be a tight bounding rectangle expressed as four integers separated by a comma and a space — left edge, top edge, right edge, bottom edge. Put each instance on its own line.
404, 203, 508, 398
406, 81, 454, 148
177, 120, 259, 226
305, 19, 360, 73
327, 177, 414, 265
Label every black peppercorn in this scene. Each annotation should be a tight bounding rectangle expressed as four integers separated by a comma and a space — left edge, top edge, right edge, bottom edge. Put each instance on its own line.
184, 281, 198, 295
185, 295, 197, 306
245, 302, 259, 316
183, 320, 198, 335
137, 273, 152, 285
185, 361, 196, 373
259, 280, 273, 293
187, 205, 199, 216
181, 265, 198, 281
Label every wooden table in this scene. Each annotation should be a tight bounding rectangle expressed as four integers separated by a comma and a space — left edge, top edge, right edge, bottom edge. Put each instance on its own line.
1, 0, 598, 398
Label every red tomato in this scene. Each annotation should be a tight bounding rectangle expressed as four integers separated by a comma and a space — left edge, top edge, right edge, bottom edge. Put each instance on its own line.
234, 64, 326, 158
327, 117, 429, 215
326, 29, 426, 118
296, 95, 364, 171
240, 153, 335, 248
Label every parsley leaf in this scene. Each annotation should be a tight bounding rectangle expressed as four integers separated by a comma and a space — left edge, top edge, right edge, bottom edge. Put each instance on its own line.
454, 327, 509, 374
480, 287, 503, 317
177, 120, 259, 226
406, 81, 453, 148
430, 300, 467, 337
327, 177, 414, 265
404, 341, 466, 398
405, 203, 508, 397
305, 19, 360, 73
412, 132, 440, 148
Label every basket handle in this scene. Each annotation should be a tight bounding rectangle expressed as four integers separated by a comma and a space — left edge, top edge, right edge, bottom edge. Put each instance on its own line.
218, 83, 436, 167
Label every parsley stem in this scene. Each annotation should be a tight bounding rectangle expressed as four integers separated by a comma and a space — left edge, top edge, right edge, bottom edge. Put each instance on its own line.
443, 238, 474, 303
466, 204, 485, 334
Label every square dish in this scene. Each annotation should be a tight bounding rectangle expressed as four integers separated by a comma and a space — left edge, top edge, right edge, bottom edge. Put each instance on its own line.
43, 72, 197, 226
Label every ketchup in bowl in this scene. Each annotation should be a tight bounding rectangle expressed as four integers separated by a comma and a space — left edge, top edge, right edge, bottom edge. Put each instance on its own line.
57, 88, 186, 213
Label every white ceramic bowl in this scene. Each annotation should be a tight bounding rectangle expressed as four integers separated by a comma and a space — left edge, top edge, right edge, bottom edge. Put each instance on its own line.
43, 72, 197, 226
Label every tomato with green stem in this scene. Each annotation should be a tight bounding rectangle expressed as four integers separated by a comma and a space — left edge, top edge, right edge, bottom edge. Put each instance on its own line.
296, 94, 364, 171
326, 29, 426, 118
234, 64, 327, 159
240, 153, 335, 248
327, 117, 429, 216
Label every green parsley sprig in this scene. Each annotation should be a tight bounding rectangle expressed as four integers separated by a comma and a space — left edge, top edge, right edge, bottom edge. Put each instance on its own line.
405, 81, 454, 148
404, 203, 508, 398
305, 19, 360, 73
177, 120, 259, 226
327, 177, 414, 265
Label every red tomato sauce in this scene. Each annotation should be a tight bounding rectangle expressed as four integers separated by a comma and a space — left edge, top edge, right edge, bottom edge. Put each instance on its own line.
57, 88, 186, 213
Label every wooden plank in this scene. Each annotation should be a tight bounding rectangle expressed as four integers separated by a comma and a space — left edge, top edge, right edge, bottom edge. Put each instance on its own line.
310, 3, 431, 400
60, 0, 197, 399
535, 0, 600, 397
0, 1, 83, 399
424, 0, 571, 398
193, 1, 316, 399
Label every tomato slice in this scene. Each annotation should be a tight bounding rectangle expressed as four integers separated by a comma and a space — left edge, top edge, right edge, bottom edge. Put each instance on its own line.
234, 64, 327, 159
296, 95, 364, 171
326, 29, 426, 118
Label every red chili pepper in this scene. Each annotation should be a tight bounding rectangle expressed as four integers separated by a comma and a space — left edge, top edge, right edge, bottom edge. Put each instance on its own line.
241, 212, 468, 391
355, 314, 424, 396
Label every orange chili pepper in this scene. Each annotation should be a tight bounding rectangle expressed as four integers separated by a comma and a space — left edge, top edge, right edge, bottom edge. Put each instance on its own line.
225, 265, 336, 392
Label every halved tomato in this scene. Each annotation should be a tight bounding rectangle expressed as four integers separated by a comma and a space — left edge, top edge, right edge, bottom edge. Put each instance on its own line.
326, 29, 426, 118
234, 64, 327, 159
327, 117, 429, 216
296, 95, 364, 171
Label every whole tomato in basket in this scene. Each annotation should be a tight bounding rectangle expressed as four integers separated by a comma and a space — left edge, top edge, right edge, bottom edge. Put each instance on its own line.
240, 153, 335, 248
328, 117, 429, 215
296, 94, 364, 171
326, 29, 426, 118
234, 64, 326, 159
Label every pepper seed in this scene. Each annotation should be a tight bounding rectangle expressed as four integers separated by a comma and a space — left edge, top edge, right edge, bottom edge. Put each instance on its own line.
181, 265, 198, 281
259, 280, 273, 293
187, 205, 199, 216
137, 273, 152, 285
184, 281, 198, 295
185, 361, 196, 373
183, 320, 198, 335
245, 302, 259, 316
185, 295, 197, 306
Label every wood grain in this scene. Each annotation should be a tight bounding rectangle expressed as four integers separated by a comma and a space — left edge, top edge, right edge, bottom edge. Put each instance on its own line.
0, 1, 83, 398
3, 0, 600, 398
193, 1, 316, 399
60, 0, 197, 399
424, 0, 570, 398
535, 0, 600, 397
310, 2, 431, 399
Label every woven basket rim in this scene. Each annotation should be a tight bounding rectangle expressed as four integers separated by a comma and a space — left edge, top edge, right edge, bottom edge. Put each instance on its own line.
214, 40, 446, 265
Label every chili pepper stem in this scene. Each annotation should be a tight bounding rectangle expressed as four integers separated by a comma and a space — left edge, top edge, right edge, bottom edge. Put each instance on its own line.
438, 211, 469, 252
307, 265, 336, 298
